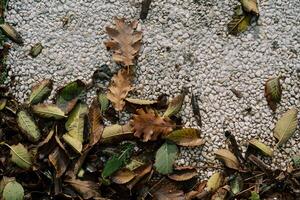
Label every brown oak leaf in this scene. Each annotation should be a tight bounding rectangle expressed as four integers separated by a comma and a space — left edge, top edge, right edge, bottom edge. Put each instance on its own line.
107, 68, 133, 111
131, 108, 174, 141
104, 17, 142, 66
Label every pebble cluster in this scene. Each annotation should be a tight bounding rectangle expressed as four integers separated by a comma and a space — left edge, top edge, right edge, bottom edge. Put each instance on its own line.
5, 0, 300, 179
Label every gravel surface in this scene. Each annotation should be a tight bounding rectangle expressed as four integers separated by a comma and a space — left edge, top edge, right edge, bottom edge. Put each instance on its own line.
5, 0, 300, 178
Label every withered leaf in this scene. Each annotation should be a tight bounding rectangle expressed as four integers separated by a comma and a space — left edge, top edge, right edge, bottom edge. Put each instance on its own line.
28, 79, 53, 105
107, 68, 133, 111
126, 164, 152, 190
241, 0, 259, 16
104, 17, 142, 66
167, 166, 197, 181
125, 97, 157, 105
264, 76, 282, 111
88, 98, 104, 147
64, 179, 101, 199
207, 172, 224, 192
152, 179, 185, 200
274, 107, 298, 146
211, 185, 230, 200
215, 149, 240, 170
49, 146, 69, 178
249, 139, 273, 157
102, 123, 133, 139
0, 23, 23, 45
163, 93, 185, 117
131, 108, 174, 141
32, 104, 66, 119
165, 128, 205, 147
111, 168, 136, 184
228, 14, 251, 35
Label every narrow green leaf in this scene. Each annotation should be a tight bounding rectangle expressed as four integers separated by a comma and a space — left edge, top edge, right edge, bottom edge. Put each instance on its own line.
17, 110, 41, 142
9, 143, 32, 169
154, 142, 178, 175
32, 104, 66, 119
163, 93, 185, 117
28, 79, 53, 105
3, 180, 24, 200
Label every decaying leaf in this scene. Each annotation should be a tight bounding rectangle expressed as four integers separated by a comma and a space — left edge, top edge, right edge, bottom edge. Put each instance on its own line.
274, 107, 298, 146
2, 180, 24, 200
28, 79, 53, 105
55, 80, 85, 114
163, 93, 185, 117
126, 164, 152, 190
17, 110, 41, 142
32, 104, 66, 119
207, 172, 224, 192
228, 14, 251, 35
131, 108, 174, 141
102, 123, 133, 139
168, 166, 198, 181
211, 185, 230, 200
0, 23, 23, 45
230, 173, 243, 194
29, 42, 43, 58
49, 146, 69, 178
125, 97, 157, 105
152, 179, 185, 200
107, 68, 133, 111
88, 99, 104, 147
62, 103, 88, 153
165, 128, 205, 147
241, 0, 259, 16
98, 93, 109, 114
215, 149, 240, 170
264, 76, 282, 111
9, 143, 32, 169
111, 168, 136, 184
104, 17, 142, 66
249, 139, 273, 157
64, 179, 101, 199
154, 142, 178, 175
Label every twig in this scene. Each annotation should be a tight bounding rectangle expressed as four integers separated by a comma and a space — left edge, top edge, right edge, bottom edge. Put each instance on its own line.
140, 0, 152, 20
248, 154, 272, 174
225, 131, 245, 164
191, 92, 202, 128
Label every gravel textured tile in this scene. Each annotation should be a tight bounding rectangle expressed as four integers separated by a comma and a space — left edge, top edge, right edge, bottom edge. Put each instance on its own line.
5, 0, 300, 179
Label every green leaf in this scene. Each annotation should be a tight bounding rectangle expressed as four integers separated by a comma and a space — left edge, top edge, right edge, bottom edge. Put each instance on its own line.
62, 103, 88, 153
29, 42, 43, 58
230, 173, 243, 194
274, 107, 298, 146
165, 128, 205, 147
249, 191, 260, 200
292, 155, 300, 167
17, 110, 41, 142
264, 76, 282, 111
3, 180, 24, 200
207, 172, 224, 192
32, 104, 66, 119
0, 98, 7, 110
9, 143, 32, 169
28, 79, 53, 105
163, 93, 185, 117
228, 14, 251, 35
56, 80, 85, 114
154, 142, 178, 175
249, 139, 273, 157
98, 93, 109, 114
102, 143, 134, 178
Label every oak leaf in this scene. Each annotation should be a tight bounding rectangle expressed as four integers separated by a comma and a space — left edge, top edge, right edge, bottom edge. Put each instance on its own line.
131, 108, 174, 141
107, 68, 133, 111
104, 17, 142, 66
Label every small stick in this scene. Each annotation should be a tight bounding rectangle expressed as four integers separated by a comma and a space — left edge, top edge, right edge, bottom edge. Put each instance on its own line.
225, 131, 245, 164
191, 92, 202, 128
140, 0, 152, 20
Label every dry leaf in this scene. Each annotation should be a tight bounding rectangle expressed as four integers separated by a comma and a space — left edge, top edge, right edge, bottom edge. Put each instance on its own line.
131, 108, 174, 141
49, 146, 69, 177
207, 172, 224, 192
64, 179, 101, 199
215, 149, 240, 170
274, 108, 298, 146
104, 17, 142, 66
165, 128, 205, 147
107, 68, 133, 111
126, 164, 152, 190
163, 93, 185, 117
111, 168, 136, 184
211, 185, 230, 200
241, 0, 259, 16
125, 97, 157, 105
167, 166, 197, 181
102, 123, 133, 139
88, 98, 104, 147
249, 139, 273, 157
264, 76, 282, 111
152, 179, 185, 200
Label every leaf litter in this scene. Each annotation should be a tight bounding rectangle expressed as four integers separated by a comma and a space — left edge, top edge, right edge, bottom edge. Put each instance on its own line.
0, 14, 299, 200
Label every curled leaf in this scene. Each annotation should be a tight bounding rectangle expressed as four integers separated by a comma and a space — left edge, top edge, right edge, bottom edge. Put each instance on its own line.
264, 76, 282, 111
249, 139, 273, 157
274, 107, 298, 146
111, 168, 136, 184
9, 143, 32, 169
17, 110, 41, 142
32, 104, 66, 119
64, 179, 101, 199
168, 166, 198, 181
28, 79, 53, 105
125, 97, 157, 105
154, 142, 178, 175
215, 149, 240, 170
163, 93, 185, 117
126, 164, 152, 190
165, 128, 205, 147
49, 146, 69, 178
29, 42, 43, 58
207, 172, 224, 192
3, 180, 24, 200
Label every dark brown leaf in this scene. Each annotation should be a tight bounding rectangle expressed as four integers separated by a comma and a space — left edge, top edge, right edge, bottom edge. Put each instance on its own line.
191, 92, 202, 127
49, 146, 69, 178
140, 0, 152, 20
64, 179, 101, 199
111, 168, 136, 184
168, 166, 198, 181
152, 179, 185, 200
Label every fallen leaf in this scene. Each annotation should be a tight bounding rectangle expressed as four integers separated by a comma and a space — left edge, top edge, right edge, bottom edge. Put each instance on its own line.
230, 173, 243, 194
0, 177, 15, 194
9, 143, 32, 169
163, 93, 185, 117
165, 128, 205, 147
125, 97, 157, 105
0, 98, 7, 110
29, 42, 43, 58
0, 23, 23, 45
62, 103, 88, 153
228, 14, 251, 35
32, 104, 66, 119
131, 108, 174, 141
2, 180, 24, 200
191, 92, 202, 127
49, 146, 69, 177
126, 164, 152, 190
211, 185, 230, 200
168, 166, 198, 181
111, 168, 136, 184
107, 68, 133, 111
241, 0, 259, 16
264, 76, 282, 111
125, 159, 145, 171
154, 142, 178, 175
104, 17, 142, 66
152, 179, 185, 200
64, 179, 101, 199
140, 0, 152, 20
207, 172, 224, 192
102, 123, 133, 139
55, 80, 85, 114
274, 107, 298, 146
215, 149, 240, 170
88, 98, 104, 147
230, 88, 243, 98
249, 191, 260, 200
249, 139, 273, 157
98, 93, 109, 114
17, 110, 41, 142
28, 79, 53, 105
